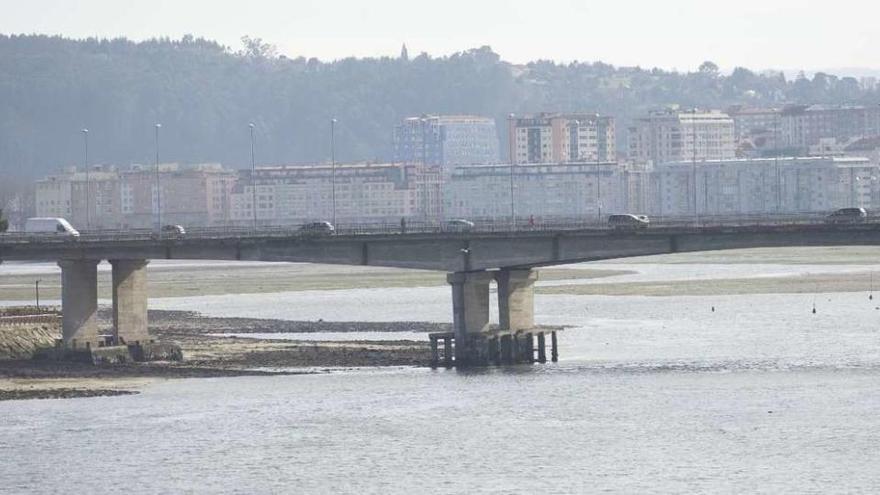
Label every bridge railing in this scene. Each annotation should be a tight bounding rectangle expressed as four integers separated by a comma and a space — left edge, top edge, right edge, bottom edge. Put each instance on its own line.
1, 212, 876, 244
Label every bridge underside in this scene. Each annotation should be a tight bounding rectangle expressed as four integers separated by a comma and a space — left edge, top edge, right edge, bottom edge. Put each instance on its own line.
5, 226, 880, 271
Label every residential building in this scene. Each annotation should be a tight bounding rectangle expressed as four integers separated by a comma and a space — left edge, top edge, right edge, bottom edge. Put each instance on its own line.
35, 168, 74, 219
649, 157, 879, 216
444, 162, 624, 222
392, 115, 500, 168
779, 104, 880, 153
35, 163, 237, 230
508, 113, 616, 164
118, 163, 237, 228
628, 108, 736, 165
229, 163, 442, 225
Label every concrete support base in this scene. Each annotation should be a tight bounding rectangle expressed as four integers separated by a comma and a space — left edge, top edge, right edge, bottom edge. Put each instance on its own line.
58, 259, 100, 347
111, 259, 150, 345
447, 271, 494, 365
496, 269, 538, 331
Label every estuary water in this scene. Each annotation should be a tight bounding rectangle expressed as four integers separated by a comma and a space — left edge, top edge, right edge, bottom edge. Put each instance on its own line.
2, 260, 880, 493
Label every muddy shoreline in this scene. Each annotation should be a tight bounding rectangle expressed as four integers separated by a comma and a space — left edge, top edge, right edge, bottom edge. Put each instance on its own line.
0, 310, 442, 401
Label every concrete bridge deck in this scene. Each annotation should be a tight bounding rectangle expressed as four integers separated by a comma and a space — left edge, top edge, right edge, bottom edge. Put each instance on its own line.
4, 217, 880, 366
4, 219, 880, 271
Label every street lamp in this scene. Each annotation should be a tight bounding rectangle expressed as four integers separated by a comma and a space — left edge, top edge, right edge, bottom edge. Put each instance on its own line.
81, 128, 89, 230
509, 114, 516, 230
249, 123, 257, 231
420, 117, 428, 224
330, 118, 337, 226
690, 109, 698, 221
154, 123, 162, 234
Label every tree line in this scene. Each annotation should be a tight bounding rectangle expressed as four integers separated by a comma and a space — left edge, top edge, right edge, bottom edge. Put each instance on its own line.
1, 34, 878, 185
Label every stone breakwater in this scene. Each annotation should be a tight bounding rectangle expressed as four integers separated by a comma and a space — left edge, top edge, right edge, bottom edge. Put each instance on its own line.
146, 309, 452, 335
0, 315, 61, 360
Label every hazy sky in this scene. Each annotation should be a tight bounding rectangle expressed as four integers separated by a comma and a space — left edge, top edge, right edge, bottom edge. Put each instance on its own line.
2, 0, 879, 72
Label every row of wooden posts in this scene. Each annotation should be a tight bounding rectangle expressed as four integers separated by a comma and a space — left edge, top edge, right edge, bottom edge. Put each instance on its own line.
429, 329, 559, 368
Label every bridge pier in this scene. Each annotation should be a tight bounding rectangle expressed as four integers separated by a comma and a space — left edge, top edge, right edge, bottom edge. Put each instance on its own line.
111, 259, 150, 345
495, 269, 538, 331
447, 271, 493, 365
58, 259, 100, 347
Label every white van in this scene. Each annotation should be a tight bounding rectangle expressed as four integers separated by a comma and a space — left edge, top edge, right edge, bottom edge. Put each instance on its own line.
24, 217, 80, 237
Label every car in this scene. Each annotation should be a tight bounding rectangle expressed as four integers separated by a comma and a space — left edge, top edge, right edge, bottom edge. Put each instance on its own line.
24, 217, 80, 237
151, 224, 186, 239
445, 219, 475, 232
608, 214, 650, 230
826, 207, 867, 224
162, 224, 186, 236
299, 221, 335, 235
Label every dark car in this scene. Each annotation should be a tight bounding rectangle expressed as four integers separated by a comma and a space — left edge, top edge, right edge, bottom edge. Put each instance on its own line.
299, 221, 335, 235
151, 224, 186, 239
608, 214, 650, 230
826, 207, 867, 224
162, 224, 186, 235
445, 219, 475, 232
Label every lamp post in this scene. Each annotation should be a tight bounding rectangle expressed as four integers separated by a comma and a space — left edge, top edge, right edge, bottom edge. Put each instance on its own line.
154, 123, 162, 235
774, 113, 781, 213
330, 118, 337, 226
691, 109, 698, 221
509, 114, 516, 230
81, 128, 90, 230
249, 123, 257, 231
420, 117, 428, 224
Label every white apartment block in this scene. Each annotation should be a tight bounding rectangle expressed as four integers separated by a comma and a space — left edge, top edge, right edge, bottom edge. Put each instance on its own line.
650, 157, 879, 216
444, 162, 624, 222
508, 113, 616, 165
35, 163, 237, 230
229, 163, 442, 225
628, 109, 736, 165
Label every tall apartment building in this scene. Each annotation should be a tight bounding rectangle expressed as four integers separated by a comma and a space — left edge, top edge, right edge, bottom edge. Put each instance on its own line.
229, 163, 442, 225
649, 157, 879, 216
118, 163, 237, 228
35, 163, 237, 229
780, 104, 880, 152
628, 109, 736, 165
392, 115, 500, 168
444, 162, 624, 221
508, 113, 616, 164
36, 166, 121, 229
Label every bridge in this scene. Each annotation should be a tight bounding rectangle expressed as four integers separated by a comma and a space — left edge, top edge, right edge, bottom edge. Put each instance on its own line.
3, 217, 880, 365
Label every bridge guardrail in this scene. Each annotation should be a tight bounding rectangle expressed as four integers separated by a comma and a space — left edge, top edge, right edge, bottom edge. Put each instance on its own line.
2, 213, 879, 245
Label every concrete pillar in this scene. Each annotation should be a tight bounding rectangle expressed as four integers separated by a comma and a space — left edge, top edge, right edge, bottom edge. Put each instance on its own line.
496, 269, 538, 331
111, 259, 150, 345
58, 259, 100, 347
447, 271, 494, 365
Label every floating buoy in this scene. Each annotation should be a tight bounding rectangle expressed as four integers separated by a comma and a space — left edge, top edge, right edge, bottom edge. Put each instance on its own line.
812, 306, 817, 314
711, 306, 715, 312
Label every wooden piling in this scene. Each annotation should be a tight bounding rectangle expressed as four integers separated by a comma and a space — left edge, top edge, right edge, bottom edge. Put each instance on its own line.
443, 335, 453, 368
550, 331, 558, 362
525, 332, 535, 363
537, 332, 546, 363
500, 334, 513, 364
430, 335, 439, 368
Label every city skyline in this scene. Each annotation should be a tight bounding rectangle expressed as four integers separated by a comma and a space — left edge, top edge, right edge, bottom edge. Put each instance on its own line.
3, 0, 880, 74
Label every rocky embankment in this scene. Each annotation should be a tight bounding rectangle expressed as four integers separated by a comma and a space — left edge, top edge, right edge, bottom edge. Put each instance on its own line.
1, 309, 442, 401
148, 310, 440, 369
0, 308, 61, 360
147, 309, 451, 335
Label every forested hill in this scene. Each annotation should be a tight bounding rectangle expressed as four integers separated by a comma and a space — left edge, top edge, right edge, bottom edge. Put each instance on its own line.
2, 34, 879, 181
